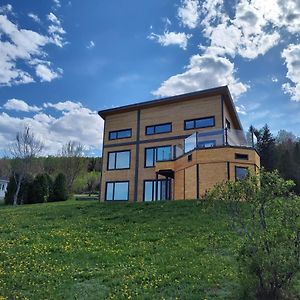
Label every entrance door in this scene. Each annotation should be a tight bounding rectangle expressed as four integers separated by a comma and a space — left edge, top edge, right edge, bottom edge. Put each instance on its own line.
144, 179, 171, 201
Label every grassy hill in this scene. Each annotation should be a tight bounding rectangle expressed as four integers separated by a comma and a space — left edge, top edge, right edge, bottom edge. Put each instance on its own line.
0, 200, 245, 299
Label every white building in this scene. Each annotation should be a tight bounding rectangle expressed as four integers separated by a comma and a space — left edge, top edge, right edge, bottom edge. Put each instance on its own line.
0, 179, 8, 203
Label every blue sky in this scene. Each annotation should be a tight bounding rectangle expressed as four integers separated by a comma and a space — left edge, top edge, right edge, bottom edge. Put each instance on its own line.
0, 0, 300, 156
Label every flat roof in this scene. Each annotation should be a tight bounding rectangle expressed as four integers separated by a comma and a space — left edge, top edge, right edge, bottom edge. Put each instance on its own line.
98, 85, 243, 130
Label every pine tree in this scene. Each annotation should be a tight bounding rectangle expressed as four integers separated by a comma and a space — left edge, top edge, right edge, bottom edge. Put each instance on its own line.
30, 174, 49, 204
256, 124, 276, 171
52, 173, 68, 202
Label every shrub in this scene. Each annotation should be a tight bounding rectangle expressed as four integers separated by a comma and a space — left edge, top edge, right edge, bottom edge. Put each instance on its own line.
4, 176, 17, 205
205, 169, 300, 299
52, 173, 68, 202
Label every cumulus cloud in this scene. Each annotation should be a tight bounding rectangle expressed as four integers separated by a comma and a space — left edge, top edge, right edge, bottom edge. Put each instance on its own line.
148, 31, 192, 50
282, 44, 300, 101
177, 0, 200, 29
153, 54, 248, 98
3, 99, 41, 112
0, 100, 103, 155
44, 100, 83, 111
0, 6, 66, 86
47, 12, 66, 47
35, 64, 62, 82
0, 4, 12, 14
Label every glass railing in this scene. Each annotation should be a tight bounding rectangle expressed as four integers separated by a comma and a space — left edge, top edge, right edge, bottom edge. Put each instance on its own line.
174, 128, 256, 158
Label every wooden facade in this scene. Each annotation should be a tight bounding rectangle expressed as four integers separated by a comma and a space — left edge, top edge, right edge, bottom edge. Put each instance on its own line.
98, 86, 260, 202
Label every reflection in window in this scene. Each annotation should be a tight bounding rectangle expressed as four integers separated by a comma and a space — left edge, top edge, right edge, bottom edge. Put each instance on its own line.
109, 129, 132, 140
108, 151, 130, 170
144, 180, 171, 201
106, 182, 129, 201
184, 117, 215, 130
235, 166, 248, 180
145, 146, 172, 167
146, 123, 172, 135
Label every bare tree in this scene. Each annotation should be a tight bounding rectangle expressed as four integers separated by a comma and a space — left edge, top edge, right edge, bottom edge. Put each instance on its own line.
60, 141, 85, 191
10, 126, 43, 205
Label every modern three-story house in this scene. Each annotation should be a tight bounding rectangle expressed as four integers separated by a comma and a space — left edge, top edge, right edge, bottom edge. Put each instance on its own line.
98, 86, 260, 202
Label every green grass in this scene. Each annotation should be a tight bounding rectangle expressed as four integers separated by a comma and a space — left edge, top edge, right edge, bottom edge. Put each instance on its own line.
0, 200, 243, 299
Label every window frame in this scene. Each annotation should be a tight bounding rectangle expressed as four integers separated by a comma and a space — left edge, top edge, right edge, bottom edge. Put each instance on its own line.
105, 181, 129, 201
143, 179, 171, 201
145, 122, 172, 135
107, 150, 131, 170
235, 166, 249, 181
108, 128, 132, 140
184, 116, 215, 130
144, 145, 172, 168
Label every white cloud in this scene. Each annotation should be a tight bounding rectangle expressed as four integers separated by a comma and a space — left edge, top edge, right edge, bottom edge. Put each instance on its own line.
0, 4, 12, 14
282, 44, 300, 101
0, 101, 103, 155
0, 8, 65, 86
3, 98, 41, 112
87, 40, 95, 49
53, 0, 61, 8
177, 0, 200, 29
28, 13, 40, 23
153, 53, 248, 98
35, 64, 62, 82
47, 12, 66, 47
148, 31, 192, 50
44, 100, 83, 111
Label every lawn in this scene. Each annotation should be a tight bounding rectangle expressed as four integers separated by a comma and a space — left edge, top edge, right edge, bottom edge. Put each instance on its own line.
0, 200, 243, 299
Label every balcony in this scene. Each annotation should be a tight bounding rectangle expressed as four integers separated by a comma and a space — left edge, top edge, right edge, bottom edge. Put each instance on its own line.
174, 128, 257, 158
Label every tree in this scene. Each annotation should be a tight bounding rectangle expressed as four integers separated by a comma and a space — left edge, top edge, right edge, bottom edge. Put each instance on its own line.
0, 158, 11, 178
30, 174, 49, 204
256, 124, 276, 171
206, 170, 300, 299
9, 126, 43, 205
60, 141, 85, 191
52, 173, 68, 201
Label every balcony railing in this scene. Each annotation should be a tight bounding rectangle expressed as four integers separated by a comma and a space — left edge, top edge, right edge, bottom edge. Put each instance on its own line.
174, 128, 257, 158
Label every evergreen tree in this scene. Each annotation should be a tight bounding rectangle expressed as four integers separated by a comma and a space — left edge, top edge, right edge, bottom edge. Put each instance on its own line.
256, 124, 276, 171
52, 173, 68, 201
30, 174, 49, 204
4, 176, 17, 205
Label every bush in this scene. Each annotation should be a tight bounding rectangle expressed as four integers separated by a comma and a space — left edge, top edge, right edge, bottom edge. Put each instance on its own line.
4, 176, 17, 205
51, 173, 68, 202
205, 169, 300, 299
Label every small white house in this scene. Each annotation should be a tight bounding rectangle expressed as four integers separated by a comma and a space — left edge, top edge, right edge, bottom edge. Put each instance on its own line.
0, 179, 8, 203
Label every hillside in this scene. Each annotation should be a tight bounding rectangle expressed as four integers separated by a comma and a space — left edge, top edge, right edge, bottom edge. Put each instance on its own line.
0, 200, 244, 299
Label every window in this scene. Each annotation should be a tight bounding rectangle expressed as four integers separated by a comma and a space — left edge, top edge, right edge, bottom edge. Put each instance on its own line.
235, 153, 249, 160
107, 150, 130, 170
109, 129, 132, 140
145, 146, 172, 167
225, 119, 231, 129
197, 140, 216, 148
106, 181, 129, 201
145, 123, 172, 135
143, 180, 171, 201
235, 166, 248, 180
184, 116, 215, 130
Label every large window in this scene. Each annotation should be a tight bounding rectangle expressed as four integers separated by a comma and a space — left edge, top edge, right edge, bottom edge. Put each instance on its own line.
145, 146, 172, 167
184, 116, 215, 130
235, 166, 248, 180
108, 150, 130, 170
145, 123, 172, 135
197, 140, 216, 148
144, 180, 171, 201
109, 129, 132, 140
106, 181, 129, 201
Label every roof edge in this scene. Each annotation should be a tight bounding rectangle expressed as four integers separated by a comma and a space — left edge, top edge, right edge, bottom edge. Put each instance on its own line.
98, 85, 229, 119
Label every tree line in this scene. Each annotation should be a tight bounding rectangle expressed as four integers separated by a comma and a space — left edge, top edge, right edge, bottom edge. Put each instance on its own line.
1, 126, 102, 205
254, 125, 300, 194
